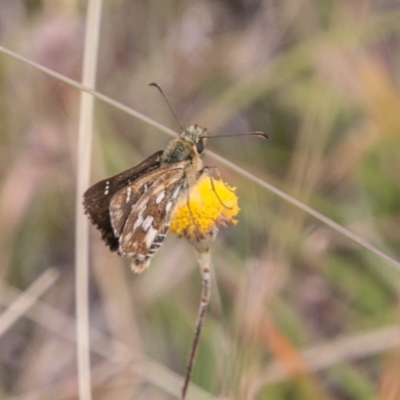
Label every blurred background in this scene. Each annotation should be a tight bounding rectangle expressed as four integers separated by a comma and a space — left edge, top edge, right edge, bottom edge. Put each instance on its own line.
1, 0, 400, 399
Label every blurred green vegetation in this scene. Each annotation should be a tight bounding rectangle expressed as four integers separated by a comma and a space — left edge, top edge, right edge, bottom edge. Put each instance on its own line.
1, 0, 400, 399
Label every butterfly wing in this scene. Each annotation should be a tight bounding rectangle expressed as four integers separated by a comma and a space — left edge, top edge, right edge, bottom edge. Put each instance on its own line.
83, 151, 163, 251
108, 164, 180, 237
109, 161, 190, 272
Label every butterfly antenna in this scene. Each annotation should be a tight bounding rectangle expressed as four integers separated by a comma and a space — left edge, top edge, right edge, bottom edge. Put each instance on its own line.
206, 131, 270, 140
149, 82, 185, 131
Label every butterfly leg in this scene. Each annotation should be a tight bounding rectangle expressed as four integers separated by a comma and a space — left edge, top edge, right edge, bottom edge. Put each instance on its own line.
185, 191, 202, 238
201, 166, 234, 209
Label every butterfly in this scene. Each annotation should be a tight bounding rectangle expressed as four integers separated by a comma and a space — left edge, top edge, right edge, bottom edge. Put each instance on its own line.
83, 124, 208, 273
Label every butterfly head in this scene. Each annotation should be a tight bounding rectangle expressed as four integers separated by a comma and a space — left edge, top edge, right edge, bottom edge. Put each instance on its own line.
181, 124, 208, 154
161, 124, 208, 165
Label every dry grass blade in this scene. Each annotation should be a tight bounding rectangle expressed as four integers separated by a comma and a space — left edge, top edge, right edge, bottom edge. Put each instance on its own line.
0, 268, 59, 338
74, 1, 103, 399
257, 324, 400, 387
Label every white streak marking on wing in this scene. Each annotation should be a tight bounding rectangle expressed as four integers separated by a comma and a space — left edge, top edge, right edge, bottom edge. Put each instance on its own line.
172, 185, 181, 199
104, 181, 110, 195
155, 191, 165, 204
122, 231, 133, 244
133, 216, 143, 231
145, 227, 158, 248
126, 187, 132, 203
142, 215, 154, 232
133, 208, 146, 231
165, 201, 174, 213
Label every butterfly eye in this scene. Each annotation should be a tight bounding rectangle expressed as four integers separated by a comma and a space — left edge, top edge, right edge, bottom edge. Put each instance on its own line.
196, 139, 205, 154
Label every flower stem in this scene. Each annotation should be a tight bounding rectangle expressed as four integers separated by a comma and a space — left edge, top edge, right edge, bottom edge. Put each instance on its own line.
181, 237, 214, 400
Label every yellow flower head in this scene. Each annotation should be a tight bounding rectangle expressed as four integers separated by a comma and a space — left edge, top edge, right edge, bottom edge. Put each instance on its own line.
169, 175, 240, 240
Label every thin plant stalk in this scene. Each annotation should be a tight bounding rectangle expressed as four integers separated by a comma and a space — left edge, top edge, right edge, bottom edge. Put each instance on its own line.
75, 1, 103, 399
181, 233, 215, 400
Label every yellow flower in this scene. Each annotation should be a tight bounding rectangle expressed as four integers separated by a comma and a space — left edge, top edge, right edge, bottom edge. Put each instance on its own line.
169, 175, 240, 239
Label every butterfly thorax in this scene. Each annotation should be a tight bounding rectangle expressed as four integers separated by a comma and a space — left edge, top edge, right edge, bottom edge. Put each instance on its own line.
160, 124, 207, 187
161, 124, 207, 165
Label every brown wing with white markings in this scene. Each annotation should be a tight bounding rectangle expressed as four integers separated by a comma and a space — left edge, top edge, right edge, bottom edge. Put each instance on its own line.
109, 161, 190, 272
83, 151, 163, 251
